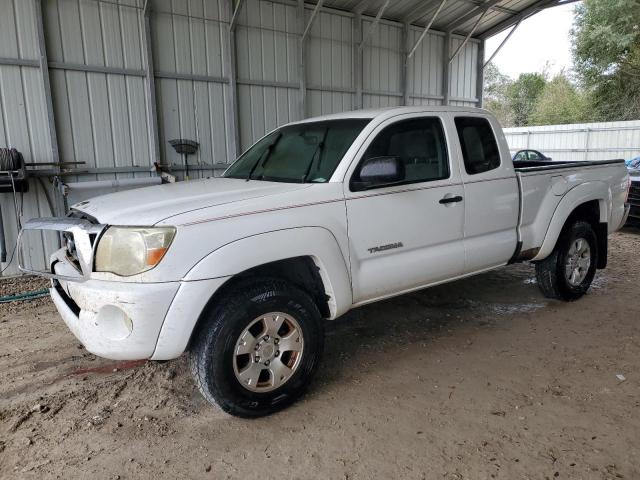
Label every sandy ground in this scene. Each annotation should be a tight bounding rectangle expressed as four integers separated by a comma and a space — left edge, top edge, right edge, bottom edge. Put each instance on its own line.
0, 231, 639, 480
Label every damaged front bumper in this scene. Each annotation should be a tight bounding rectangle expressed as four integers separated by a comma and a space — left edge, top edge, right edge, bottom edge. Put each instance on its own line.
18, 217, 225, 361
18, 217, 179, 359
51, 277, 181, 360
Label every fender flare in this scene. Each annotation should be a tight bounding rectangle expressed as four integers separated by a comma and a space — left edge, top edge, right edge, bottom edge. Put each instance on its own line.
183, 227, 353, 319
532, 181, 610, 262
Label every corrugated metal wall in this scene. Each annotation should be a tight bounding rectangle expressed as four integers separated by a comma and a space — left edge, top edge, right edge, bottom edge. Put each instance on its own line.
45, 0, 152, 179
152, 0, 232, 171
0, 0, 58, 273
448, 36, 479, 107
407, 28, 444, 107
0, 0, 481, 275
504, 120, 640, 162
236, 0, 301, 150
306, 9, 355, 115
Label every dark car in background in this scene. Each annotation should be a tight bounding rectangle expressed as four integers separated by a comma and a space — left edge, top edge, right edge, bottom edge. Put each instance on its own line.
626, 158, 640, 228
513, 149, 552, 162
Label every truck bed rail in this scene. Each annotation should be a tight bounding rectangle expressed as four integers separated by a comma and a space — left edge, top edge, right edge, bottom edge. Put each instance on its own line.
514, 159, 625, 173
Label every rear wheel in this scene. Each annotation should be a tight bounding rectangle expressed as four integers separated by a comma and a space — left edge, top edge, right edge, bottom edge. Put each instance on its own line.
535, 220, 598, 301
189, 278, 324, 417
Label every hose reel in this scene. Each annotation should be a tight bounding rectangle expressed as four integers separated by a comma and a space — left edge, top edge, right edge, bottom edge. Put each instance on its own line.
0, 147, 28, 264
0, 148, 29, 193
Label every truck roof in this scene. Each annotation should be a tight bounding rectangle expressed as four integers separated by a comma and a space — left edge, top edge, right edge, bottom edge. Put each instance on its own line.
290, 106, 489, 125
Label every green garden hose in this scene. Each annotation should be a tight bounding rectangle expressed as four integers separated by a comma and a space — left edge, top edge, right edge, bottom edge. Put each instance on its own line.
0, 288, 50, 303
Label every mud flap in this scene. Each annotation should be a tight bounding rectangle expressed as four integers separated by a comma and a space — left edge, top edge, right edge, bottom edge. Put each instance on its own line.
595, 222, 608, 269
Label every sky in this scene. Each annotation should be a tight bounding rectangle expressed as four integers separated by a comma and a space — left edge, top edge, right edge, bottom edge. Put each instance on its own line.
485, 4, 578, 79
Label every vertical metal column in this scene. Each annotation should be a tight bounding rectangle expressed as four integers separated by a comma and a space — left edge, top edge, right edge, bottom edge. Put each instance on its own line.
402, 22, 410, 106
354, 13, 363, 109
476, 39, 485, 108
442, 31, 451, 105
143, 3, 160, 165
298, 0, 307, 119
224, 0, 241, 161
34, 0, 63, 216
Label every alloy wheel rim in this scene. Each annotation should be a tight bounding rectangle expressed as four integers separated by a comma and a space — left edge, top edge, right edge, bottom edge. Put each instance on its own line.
564, 237, 591, 287
233, 312, 304, 393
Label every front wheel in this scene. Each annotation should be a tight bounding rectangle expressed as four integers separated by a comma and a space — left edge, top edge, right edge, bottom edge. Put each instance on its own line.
535, 220, 598, 301
189, 278, 324, 417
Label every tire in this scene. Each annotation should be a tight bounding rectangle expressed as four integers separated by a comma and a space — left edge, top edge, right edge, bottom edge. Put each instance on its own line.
189, 278, 324, 418
535, 220, 598, 301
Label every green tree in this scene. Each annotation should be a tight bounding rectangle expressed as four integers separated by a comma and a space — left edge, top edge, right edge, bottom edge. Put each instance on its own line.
530, 74, 591, 125
506, 73, 547, 126
572, 0, 640, 120
483, 64, 514, 126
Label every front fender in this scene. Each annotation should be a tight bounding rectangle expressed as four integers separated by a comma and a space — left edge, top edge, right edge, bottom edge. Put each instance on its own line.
532, 181, 610, 261
183, 227, 353, 319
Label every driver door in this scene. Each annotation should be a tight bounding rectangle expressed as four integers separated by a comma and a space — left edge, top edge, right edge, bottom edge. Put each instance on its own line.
344, 114, 466, 304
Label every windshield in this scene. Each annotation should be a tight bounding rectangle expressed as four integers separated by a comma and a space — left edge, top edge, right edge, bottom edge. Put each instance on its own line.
223, 119, 370, 183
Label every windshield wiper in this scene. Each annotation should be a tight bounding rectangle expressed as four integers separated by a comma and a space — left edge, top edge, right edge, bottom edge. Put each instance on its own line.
247, 132, 282, 182
302, 128, 329, 183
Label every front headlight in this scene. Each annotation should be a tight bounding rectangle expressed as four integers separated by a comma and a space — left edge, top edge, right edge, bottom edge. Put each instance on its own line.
95, 226, 176, 276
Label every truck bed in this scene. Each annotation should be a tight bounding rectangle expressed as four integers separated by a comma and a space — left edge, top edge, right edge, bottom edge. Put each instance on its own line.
514, 158, 628, 259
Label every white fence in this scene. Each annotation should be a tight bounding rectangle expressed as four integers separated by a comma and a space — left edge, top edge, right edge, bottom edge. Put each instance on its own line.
504, 120, 640, 162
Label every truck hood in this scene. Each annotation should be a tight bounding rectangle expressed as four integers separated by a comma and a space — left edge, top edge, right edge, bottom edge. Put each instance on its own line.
71, 178, 312, 225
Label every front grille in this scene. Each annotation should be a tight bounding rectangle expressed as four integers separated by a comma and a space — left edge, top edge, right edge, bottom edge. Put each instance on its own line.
628, 182, 640, 227
18, 217, 106, 281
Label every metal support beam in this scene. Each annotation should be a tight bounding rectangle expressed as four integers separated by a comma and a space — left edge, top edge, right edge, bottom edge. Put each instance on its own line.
445, 0, 499, 33
228, 0, 246, 31
478, 0, 570, 39
47, 61, 145, 77
225, 0, 241, 161
0, 57, 40, 68
476, 39, 485, 107
404, 0, 517, 27
442, 31, 451, 105
456, 0, 518, 16
34, 0, 60, 184
448, 9, 488, 63
143, 2, 160, 166
402, 22, 410, 106
483, 19, 521, 67
407, 0, 447, 59
359, 0, 390, 50
298, 0, 307, 118
302, 0, 324, 42
155, 71, 228, 84
354, 13, 363, 109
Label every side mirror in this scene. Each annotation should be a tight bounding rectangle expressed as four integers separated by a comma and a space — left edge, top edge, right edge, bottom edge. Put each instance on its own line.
353, 156, 405, 191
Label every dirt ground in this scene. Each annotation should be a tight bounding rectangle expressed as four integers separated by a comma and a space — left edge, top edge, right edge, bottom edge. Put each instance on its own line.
0, 232, 639, 480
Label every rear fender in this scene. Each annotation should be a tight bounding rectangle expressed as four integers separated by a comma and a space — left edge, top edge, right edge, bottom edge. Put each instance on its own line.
532, 181, 610, 262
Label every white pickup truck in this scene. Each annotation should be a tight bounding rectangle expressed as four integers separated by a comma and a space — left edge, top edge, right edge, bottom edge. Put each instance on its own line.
19, 106, 631, 417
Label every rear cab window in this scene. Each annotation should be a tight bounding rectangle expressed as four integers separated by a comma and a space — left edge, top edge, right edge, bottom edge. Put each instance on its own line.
454, 117, 501, 175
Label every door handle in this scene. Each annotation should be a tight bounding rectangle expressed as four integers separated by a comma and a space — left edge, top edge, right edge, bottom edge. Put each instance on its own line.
439, 195, 463, 205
